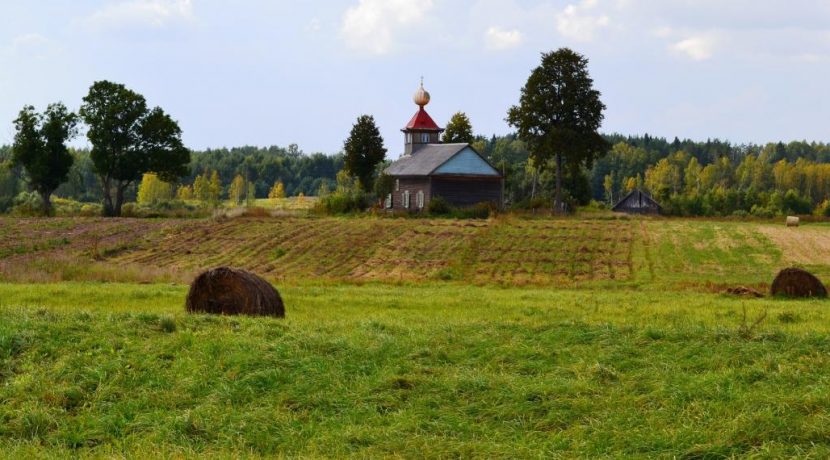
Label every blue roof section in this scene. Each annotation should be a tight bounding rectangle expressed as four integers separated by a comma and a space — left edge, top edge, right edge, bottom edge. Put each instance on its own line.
432, 146, 500, 176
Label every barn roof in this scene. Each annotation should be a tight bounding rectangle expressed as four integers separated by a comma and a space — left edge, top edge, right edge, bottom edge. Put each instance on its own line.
404, 108, 442, 131
612, 189, 662, 213
386, 144, 501, 176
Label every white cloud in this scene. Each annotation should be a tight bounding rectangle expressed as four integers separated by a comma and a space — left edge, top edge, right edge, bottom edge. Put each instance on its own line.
88, 0, 193, 29
671, 35, 717, 61
484, 27, 523, 51
341, 0, 434, 55
556, 0, 610, 42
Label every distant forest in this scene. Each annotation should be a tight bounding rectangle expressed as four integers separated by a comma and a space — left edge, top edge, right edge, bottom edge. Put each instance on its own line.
0, 144, 343, 212
3, 135, 830, 216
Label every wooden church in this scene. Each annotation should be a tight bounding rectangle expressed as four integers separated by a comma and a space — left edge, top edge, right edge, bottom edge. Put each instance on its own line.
384, 81, 503, 211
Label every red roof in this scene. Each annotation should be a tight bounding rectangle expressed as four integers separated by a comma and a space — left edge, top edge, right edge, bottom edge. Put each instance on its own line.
404, 108, 442, 131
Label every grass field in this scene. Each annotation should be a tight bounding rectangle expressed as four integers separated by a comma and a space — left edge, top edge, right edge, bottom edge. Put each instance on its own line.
2, 215, 830, 457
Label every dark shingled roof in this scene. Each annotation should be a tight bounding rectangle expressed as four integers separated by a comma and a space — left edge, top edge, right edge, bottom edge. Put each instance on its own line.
385, 143, 469, 176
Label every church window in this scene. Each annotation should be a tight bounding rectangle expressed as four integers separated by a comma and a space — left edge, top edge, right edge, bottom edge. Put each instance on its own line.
385, 194, 392, 209
403, 190, 411, 209
395, 179, 400, 191
416, 190, 424, 209
421, 133, 430, 143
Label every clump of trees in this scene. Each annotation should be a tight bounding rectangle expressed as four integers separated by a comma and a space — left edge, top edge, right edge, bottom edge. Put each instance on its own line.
80, 81, 190, 217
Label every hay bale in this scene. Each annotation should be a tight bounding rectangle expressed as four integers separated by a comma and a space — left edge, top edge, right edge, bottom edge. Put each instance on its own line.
786, 216, 800, 227
186, 267, 285, 317
770, 267, 827, 298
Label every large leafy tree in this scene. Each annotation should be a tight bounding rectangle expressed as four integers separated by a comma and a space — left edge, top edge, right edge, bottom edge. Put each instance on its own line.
508, 48, 609, 213
12, 103, 78, 215
343, 115, 386, 192
79, 81, 190, 216
442, 112, 474, 144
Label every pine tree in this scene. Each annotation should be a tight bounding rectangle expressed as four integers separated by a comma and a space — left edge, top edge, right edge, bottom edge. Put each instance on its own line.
442, 112, 474, 144
343, 115, 387, 192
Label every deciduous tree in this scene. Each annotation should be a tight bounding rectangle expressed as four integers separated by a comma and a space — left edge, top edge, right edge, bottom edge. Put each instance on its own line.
11, 103, 78, 215
229, 174, 245, 205
79, 80, 189, 216
508, 48, 609, 213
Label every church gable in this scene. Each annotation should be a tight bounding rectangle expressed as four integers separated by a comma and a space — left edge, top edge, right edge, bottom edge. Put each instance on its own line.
432, 147, 500, 176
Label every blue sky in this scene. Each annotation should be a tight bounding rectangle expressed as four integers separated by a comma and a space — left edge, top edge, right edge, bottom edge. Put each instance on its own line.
1, 1, 830, 158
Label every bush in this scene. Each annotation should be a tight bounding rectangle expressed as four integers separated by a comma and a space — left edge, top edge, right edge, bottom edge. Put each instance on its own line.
10, 191, 43, 216
454, 202, 494, 219
315, 171, 368, 215
750, 205, 775, 218
731, 210, 749, 218
121, 203, 139, 217
316, 191, 368, 214
428, 196, 451, 215
79, 204, 102, 217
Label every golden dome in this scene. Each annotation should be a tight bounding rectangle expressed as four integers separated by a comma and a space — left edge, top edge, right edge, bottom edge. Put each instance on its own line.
413, 78, 430, 107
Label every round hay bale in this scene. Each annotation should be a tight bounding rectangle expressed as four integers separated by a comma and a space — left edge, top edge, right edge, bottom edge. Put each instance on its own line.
786, 216, 800, 227
770, 267, 827, 298
186, 267, 285, 317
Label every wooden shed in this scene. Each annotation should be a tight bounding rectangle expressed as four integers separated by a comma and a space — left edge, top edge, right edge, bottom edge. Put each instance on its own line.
612, 189, 661, 215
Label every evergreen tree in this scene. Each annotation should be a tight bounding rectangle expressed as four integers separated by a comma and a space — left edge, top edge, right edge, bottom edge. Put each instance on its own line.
442, 112, 474, 144
208, 171, 222, 207
343, 115, 387, 192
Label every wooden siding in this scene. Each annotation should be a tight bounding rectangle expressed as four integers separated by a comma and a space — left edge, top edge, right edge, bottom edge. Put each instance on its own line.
431, 176, 502, 208
612, 190, 660, 214
405, 131, 442, 156
392, 177, 431, 211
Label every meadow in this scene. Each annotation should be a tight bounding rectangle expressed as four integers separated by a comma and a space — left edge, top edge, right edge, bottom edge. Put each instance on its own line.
2, 215, 830, 457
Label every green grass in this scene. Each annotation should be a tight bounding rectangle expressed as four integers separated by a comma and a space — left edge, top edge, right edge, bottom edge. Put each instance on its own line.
2, 281, 830, 457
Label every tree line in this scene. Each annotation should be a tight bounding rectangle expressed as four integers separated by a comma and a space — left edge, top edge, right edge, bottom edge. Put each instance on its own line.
4, 50, 830, 218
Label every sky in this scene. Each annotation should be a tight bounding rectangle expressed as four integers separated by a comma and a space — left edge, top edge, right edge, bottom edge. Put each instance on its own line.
1, 0, 830, 158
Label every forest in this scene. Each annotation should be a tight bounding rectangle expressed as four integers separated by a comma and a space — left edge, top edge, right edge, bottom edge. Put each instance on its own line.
3, 135, 830, 216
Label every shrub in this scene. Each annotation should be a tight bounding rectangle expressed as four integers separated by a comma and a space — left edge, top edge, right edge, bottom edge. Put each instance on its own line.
731, 210, 749, 218
79, 204, 102, 217
428, 196, 451, 215
454, 202, 494, 219
10, 191, 44, 216
121, 203, 139, 217
315, 171, 368, 215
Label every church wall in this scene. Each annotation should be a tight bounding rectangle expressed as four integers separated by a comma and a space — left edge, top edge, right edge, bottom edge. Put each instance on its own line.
391, 177, 431, 211
431, 176, 502, 208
